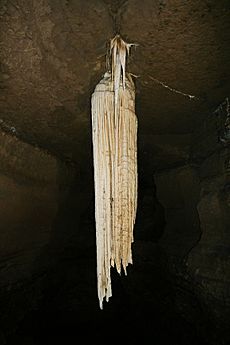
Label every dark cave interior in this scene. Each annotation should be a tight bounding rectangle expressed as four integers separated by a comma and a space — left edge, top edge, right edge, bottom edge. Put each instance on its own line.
0, 1, 230, 344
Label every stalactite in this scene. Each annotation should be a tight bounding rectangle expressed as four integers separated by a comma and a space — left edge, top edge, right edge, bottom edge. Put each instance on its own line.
91, 35, 138, 308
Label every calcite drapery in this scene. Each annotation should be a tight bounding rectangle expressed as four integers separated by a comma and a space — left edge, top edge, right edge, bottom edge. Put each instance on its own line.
91, 36, 138, 308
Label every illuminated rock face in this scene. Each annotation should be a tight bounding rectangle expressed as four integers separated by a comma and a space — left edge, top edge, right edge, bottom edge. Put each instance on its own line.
0, 1, 229, 162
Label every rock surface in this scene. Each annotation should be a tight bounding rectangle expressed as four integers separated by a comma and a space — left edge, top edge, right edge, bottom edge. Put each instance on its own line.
0, 1, 229, 344
0, 0, 229, 164
0, 129, 77, 338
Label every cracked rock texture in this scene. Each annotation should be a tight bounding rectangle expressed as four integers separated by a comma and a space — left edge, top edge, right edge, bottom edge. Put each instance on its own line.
0, 0, 230, 162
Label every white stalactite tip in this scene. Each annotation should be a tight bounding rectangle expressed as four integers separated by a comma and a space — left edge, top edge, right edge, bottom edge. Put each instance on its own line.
91, 35, 138, 309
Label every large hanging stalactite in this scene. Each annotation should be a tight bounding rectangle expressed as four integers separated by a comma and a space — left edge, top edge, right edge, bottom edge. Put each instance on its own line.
91, 35, 138, 308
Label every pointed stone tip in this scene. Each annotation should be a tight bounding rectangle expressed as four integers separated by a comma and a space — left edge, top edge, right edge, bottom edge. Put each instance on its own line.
99, 300, 103, 310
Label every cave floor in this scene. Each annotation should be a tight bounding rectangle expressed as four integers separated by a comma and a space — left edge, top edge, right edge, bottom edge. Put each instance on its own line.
6, 242, 210, 345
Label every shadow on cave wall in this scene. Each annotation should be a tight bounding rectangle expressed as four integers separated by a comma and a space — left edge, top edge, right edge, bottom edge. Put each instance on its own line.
135, 168, 166, 242
1, 132, 228, 345
5, 157, 212, 345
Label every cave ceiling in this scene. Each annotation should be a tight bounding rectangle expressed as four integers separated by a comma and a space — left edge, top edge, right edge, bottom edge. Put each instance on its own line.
0, 0, 230, 168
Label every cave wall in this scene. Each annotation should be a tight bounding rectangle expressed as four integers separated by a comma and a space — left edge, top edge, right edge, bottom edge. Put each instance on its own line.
0, 129, 77, 339
153, 109, 230, 338
187, 112, 230, 325
155, 165, 201, 262
0, 1, 229, 342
